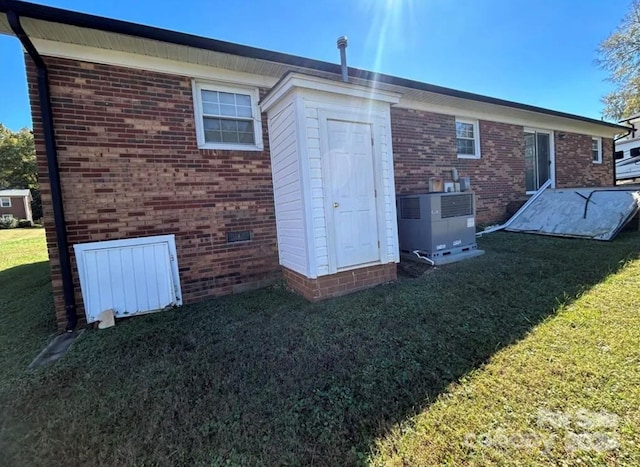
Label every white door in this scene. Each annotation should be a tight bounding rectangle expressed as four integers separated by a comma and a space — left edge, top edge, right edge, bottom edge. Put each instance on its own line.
326, 120, 379, 269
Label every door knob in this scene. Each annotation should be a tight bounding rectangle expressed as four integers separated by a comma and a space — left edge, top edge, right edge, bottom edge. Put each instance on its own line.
333, 202, 339, 208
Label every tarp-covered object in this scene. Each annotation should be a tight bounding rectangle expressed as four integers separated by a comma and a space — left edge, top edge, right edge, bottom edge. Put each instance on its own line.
505, 188, 640, 241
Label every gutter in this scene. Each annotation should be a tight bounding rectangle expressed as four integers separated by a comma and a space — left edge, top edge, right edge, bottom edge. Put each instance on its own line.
0, 0, 629, 132
7, 11, 77, 331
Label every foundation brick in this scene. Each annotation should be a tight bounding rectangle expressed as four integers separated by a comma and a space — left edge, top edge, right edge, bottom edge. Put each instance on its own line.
282, 264, 397, 301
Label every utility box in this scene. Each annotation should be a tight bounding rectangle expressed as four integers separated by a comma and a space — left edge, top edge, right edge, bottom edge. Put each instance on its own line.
397, 192, 483, 264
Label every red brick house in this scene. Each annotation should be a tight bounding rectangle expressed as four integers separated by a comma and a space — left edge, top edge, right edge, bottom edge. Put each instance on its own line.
0, 189, 33, 224
0, 1, 630, 331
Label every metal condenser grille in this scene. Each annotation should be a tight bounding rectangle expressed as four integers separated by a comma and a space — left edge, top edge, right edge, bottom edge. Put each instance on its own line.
441, 194, 473, 218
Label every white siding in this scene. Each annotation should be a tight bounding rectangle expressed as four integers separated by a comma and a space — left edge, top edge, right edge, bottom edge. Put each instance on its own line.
263, 75, 400, 280
268, 99, 308, 274
303, 96, 399, 276
73, 235, 182, 323
303, 105, 331, 276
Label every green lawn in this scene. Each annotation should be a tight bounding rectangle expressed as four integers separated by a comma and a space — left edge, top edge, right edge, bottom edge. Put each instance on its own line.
1, 228, 639, 466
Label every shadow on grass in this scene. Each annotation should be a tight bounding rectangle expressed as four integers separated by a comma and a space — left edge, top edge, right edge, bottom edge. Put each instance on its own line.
2, 232, 640, 466
0, 261, 55, 381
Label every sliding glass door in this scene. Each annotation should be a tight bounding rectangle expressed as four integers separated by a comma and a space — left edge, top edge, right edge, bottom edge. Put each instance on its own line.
524, 129, 553, 192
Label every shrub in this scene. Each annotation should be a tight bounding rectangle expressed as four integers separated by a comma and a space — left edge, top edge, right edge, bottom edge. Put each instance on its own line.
0, 217, 18, 229
17, 219, 33, 228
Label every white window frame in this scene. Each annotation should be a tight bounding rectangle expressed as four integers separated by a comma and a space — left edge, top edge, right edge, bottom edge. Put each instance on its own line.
192, 80, 263, 151
0, 197, 11, 208
1, 214, 13, 220
524, 127, 556, 194
455, 118, 481, 159
591, 137, 602, 164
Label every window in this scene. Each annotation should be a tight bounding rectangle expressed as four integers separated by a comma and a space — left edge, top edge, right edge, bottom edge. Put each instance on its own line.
193, 81, 263, 151
1, 214, 13, 220
0, 198, 11, 208
592, 137, 602, 164
456, 118, 480, 159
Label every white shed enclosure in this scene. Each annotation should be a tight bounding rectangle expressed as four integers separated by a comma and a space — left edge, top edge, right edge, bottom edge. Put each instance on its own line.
73, 235, 182, 323
261, 73, 401, 279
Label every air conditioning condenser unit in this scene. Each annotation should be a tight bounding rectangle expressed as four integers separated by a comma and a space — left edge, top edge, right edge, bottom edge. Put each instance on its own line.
397, 192, 484, 265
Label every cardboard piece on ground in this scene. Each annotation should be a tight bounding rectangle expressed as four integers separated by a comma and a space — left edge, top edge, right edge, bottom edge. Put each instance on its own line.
97, 309, 115, 329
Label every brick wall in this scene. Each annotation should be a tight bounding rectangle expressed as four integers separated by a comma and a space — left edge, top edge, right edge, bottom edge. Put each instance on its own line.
26, 54, 615, 329
555, 132, 613, 188
391, 107, 525, 223
26, 56, 280, 330
391, 107, 614, 223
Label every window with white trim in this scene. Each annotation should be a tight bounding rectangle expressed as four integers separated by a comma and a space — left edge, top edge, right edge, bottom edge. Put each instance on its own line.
193, 81, 263, 151
1, 214, 13, 220
591, 137, 602, 164
0, 198, 11, 208
456, 118, 481, 159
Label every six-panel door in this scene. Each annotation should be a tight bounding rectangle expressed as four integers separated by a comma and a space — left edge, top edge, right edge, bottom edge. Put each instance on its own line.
326, 119, 380, 269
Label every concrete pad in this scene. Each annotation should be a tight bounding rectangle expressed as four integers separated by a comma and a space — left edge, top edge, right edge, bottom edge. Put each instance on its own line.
29, 329, 84, 368
400, 248, 485, 267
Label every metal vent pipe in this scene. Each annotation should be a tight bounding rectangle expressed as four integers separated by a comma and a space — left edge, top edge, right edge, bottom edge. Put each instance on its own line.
337, 36, 348, 83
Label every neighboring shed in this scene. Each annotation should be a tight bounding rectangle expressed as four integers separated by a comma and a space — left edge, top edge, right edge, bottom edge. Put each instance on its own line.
0, 0, 630, 330
0, 189, 33, 224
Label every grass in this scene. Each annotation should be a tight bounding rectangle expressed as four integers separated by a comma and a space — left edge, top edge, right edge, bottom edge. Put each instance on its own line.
0, 228, 639, 466
372, 247, 640, 466
0, 228, 55, 381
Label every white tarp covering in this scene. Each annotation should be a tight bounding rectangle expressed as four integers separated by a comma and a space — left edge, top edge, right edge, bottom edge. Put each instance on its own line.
505, 188, 640, 241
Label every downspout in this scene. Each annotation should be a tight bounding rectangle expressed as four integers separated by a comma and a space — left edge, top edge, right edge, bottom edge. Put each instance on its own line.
8, 11, 78, 331
613, 124, 635, 186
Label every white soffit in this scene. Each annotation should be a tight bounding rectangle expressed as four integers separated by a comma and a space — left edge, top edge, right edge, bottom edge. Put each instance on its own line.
0, 13, 9, 33
2, 16, 295, 80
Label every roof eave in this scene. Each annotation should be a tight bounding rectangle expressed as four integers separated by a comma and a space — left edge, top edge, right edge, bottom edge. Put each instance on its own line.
0, 0, 630, 132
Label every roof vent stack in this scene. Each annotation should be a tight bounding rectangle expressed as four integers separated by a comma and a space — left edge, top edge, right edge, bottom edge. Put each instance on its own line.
337, 36, 348, 83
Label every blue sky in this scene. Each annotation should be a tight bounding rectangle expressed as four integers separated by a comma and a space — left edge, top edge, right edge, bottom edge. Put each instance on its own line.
0, 0, 631, 131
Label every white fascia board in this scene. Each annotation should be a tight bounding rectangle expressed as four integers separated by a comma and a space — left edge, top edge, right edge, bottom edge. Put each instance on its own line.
31, 39, 278, 89
398, 96, 622, 139
261, 73, 401, 113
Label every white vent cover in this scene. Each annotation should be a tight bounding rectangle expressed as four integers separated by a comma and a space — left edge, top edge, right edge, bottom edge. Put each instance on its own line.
74, 235, 182, 323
